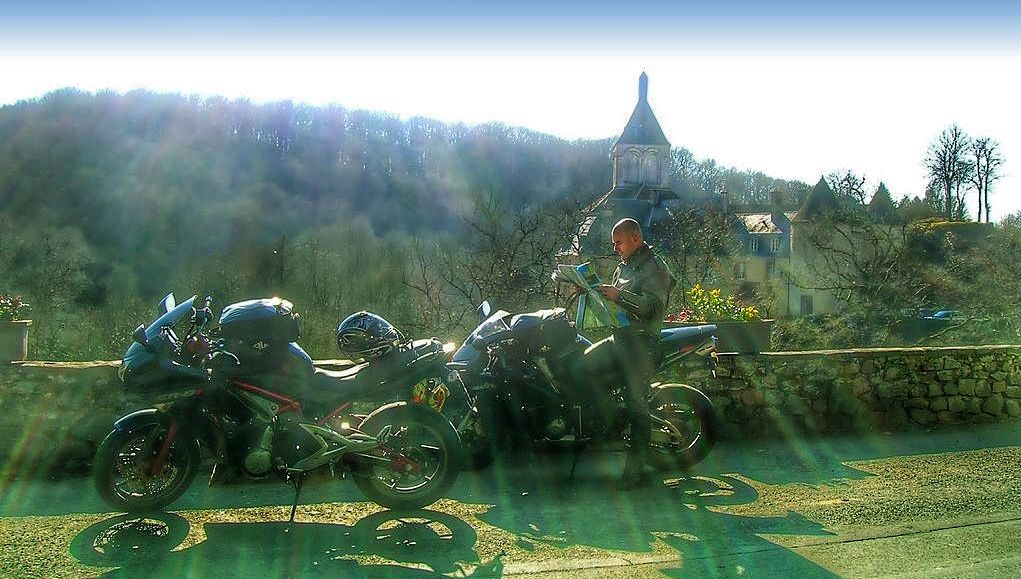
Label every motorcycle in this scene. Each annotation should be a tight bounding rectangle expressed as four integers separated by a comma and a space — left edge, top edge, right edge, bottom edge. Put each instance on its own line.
329, 311, 487, 470
448, 299, 719, 472
94, 294, 461, 517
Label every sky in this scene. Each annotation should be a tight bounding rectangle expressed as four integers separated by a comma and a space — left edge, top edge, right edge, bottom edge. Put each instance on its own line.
2, 1, 1020, 218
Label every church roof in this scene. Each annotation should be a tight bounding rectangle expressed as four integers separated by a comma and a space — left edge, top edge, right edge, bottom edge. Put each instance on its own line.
613, 73, 670, 148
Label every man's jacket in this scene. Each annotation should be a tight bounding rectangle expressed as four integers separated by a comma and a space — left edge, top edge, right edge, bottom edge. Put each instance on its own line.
611, 243, 677, 335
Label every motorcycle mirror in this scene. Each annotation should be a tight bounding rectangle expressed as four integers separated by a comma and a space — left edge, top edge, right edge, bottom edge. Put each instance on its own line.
478, 300, 492, 319
158, 293, 176, 315
132, 324, 149, 347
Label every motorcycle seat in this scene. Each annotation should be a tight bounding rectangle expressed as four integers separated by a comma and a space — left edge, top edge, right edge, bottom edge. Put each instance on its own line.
312, 363, 368, 387
660, 325, 717, 349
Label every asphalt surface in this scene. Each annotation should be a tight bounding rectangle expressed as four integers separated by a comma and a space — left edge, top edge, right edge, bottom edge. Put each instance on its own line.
2, 421, 1020, 578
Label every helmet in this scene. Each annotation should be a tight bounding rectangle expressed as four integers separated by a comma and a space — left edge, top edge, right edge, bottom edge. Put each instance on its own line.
336, 311, 404, 361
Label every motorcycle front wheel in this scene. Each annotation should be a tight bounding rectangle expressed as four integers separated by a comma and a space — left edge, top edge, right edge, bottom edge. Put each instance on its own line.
647, 384, 718, 470
351, 402, 461, 510
93, 424, 201, 513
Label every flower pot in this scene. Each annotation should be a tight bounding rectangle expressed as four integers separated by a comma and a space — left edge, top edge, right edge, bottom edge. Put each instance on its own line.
664, 319, 774, 354
0, 320, 31, 362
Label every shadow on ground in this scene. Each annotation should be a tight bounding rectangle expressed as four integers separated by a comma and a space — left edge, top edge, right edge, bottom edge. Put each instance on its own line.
72, 509, 500, 578
6, 421, 1017, 578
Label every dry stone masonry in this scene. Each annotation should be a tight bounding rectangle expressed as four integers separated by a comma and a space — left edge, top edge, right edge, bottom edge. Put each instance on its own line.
670, 345, 1021, 439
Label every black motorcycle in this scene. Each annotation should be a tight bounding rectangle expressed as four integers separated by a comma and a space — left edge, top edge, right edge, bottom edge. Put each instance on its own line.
449, 301, 719, 472
94, 294, 461, 516
329, 311, 486, 470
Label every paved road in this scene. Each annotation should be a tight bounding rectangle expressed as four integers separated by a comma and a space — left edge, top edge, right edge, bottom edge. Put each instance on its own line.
2, 421, 1020, 578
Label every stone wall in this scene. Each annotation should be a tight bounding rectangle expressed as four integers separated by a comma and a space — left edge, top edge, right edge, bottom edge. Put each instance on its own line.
668, 345, 1021, 439
2, 345, 1021, 479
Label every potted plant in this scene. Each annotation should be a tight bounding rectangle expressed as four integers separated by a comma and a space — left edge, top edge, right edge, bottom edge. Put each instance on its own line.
665, 284, 773, 353
0, 294, 31, 362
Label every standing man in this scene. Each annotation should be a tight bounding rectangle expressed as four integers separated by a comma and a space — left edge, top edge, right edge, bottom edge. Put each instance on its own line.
599, 218, 676, 489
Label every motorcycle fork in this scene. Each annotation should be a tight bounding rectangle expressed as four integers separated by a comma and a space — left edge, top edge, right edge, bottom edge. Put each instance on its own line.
149, 421, 179, 477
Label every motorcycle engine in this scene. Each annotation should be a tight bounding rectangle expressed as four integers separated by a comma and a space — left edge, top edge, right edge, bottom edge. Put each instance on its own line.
544, 417, 568, 440
241, 425, 273, 477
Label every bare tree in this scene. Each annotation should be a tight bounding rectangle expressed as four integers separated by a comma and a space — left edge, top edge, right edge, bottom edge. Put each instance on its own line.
970, 137, 1004, 223
403, 192, 587, 335
826, 170, 868, 205
924, 125, 974, 220
798, 207, 917, 315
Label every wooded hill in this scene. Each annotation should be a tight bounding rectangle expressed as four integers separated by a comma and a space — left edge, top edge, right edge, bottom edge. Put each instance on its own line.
0, 89, 808, 359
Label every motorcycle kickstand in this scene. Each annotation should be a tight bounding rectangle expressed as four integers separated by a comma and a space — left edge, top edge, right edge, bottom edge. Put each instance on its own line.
287, 473, 304, 527
568, 441, 585, 480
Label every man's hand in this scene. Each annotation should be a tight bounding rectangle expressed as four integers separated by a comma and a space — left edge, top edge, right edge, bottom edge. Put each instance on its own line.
599, 284, 619, 302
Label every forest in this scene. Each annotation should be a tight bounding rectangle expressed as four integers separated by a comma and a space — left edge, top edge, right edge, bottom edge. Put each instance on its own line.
0, 89, 1016, 359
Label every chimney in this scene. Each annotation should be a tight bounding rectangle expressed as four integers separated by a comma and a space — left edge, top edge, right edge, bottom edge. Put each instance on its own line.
771, 190, 785, 222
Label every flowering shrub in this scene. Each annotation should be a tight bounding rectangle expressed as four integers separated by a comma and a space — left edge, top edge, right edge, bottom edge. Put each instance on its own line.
0, 294, 31, 322
665, 284, 760, 323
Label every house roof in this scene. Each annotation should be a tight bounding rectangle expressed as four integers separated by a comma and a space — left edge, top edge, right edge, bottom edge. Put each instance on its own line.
794, 177, 842, 221
736, 213, 783, 234
868, 182, 900, 223
613, 73, 670, 148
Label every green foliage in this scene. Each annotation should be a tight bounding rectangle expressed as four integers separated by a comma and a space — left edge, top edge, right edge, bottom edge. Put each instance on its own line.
0, 294, 30, 322
667, 284, 761, 322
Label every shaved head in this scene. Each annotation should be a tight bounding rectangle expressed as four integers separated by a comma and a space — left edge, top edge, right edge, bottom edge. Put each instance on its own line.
611, 218, 644, 260
611, 218, 643, 239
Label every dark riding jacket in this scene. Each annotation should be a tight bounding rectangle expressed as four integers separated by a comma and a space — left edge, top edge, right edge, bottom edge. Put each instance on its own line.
610, 243, 676, 335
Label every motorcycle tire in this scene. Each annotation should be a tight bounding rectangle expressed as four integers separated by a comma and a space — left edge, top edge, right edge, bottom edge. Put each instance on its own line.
647, 383, 718, 470
94, 425, 201, 513
351, 402, 461, 510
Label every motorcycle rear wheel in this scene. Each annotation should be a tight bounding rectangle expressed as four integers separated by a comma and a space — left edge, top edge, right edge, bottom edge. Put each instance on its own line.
351, 402, 461, 510
647, 384, 717, 469
94, 425, 201, 513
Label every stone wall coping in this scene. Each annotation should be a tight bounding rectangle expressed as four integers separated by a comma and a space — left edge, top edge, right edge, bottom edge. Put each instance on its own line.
6, 345, 1021, 369
719, 344, 1021, 359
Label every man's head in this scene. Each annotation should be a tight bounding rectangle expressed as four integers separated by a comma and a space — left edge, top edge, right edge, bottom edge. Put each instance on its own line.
611, 218, 644, 261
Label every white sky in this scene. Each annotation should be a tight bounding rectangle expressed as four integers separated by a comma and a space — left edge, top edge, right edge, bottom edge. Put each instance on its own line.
3, 48, 1019, 219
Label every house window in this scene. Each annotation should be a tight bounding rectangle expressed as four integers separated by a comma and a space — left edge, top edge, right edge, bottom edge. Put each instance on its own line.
767, 259, 778, 279
735, 262, 746, 281
749, 237, 759, 253
771, 237, 781, 254
800, 295, 814, 316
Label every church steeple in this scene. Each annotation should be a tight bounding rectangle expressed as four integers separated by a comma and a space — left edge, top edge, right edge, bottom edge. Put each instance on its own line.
611, 73, 671, 189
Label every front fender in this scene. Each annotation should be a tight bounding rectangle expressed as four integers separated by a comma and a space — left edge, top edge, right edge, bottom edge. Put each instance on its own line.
112, 408, 168, 432
111, 408, 223, 456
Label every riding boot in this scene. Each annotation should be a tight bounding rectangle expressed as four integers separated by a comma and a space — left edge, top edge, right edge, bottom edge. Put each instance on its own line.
618, 405, 652, 489
617, 446, 650, 490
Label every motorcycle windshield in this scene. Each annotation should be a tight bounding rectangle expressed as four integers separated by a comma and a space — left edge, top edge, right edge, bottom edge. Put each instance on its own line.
145, 295, 198, 342
121, 295, 197, 374
451, 310, 511, 364
470, 311, 511, 341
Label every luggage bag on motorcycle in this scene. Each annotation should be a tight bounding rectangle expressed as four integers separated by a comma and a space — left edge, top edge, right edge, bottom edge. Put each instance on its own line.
219, 297, 301, 372
509, 308, 576, 357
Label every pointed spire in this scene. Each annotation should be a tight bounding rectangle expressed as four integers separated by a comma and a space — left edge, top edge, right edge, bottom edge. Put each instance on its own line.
614, 72, 669, 148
